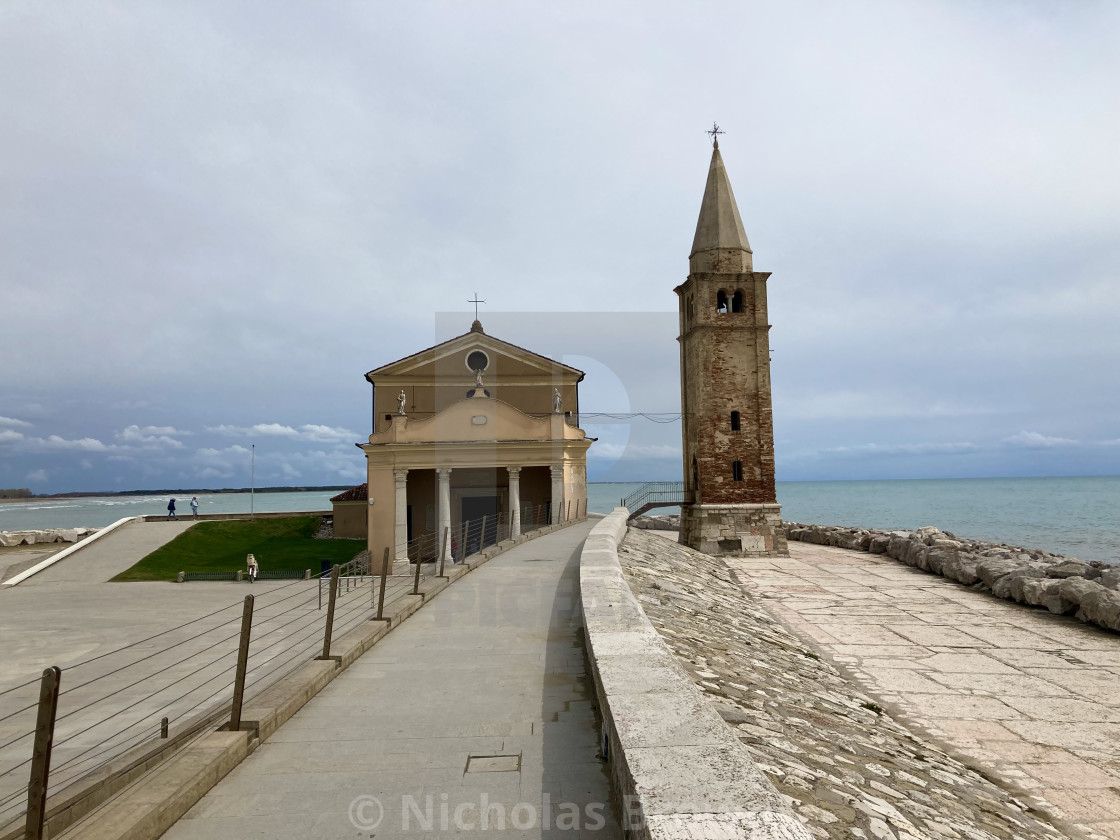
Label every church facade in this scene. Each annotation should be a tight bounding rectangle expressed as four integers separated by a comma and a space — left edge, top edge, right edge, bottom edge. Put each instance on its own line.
356, 321, 591, 569
674, 141, 788, 558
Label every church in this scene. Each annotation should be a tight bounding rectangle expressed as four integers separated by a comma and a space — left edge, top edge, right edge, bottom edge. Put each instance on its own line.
336, 320, 592, 569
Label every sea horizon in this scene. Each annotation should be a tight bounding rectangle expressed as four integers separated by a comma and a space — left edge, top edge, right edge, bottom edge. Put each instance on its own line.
2, 475, 1116, 565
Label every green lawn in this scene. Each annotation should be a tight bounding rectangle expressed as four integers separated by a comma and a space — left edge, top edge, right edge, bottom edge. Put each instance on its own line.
112, 516, 365, 581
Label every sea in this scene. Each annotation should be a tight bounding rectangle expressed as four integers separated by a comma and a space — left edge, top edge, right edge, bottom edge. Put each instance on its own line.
2, 476, 1117, 564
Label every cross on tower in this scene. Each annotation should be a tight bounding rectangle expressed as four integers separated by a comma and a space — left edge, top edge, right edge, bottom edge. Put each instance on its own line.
468, 292, 486, 320
706, 121, 724, 148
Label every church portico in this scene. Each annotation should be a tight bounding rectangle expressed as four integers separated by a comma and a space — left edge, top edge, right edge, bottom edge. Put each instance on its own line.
375, 460, 568, 567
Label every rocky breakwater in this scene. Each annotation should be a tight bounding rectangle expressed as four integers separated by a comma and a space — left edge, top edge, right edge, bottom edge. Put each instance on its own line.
631, 514, 681, 531
785, 523, 1120, 634
0, 527, 98, 547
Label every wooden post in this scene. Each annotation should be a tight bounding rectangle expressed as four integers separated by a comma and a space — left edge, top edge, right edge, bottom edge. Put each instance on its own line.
24, 666, 60, 840
375, 547, 389, 621
229, 595, 255, 732
319, 566, 340, 660
437, 527, 449, 578
160, 717, 168, 739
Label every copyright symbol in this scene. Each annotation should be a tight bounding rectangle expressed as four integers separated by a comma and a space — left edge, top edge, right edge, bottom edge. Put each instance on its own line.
349, 795, 383, 830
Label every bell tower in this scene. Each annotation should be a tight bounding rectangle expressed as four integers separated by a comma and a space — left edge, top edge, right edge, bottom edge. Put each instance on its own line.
674, 138, 787, 557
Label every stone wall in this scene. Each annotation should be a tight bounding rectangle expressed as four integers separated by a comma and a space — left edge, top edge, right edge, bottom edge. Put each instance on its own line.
680, 503, 788, 557
0, 528, 97, 547
784, 522, 1120, 634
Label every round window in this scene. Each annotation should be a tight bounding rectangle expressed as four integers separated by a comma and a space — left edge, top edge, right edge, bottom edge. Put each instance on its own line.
466, 350, 489, 373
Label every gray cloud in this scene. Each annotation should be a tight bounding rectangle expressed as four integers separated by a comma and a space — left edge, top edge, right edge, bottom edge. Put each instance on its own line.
1, 2, 1117, 492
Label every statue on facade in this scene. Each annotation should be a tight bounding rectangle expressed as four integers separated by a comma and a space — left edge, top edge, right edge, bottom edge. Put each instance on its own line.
553, 388, 563, 414
475, 369, 484, 388
397, 390, 407, 415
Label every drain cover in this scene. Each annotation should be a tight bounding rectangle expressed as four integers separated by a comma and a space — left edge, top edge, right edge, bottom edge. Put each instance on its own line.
465, 754, 521, 773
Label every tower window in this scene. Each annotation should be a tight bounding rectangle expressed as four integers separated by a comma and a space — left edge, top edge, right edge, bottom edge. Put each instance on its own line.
731, 290, 744, 313
730, 411, 740, 431
716, 290, 728, 313
732, 461, 743, 481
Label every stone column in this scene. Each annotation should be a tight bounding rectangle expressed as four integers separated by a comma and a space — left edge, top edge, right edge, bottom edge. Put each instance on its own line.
550, 464, 564, 525
393, 468, 408, 563
437, 467, 452, 565
507, 466, 521, 538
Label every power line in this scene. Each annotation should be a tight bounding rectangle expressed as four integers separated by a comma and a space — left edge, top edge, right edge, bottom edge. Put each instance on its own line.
580, 412, 681, 424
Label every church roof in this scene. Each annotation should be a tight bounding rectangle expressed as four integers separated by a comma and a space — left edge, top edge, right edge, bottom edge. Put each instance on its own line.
690, 143, 752, 258
364, 324, 585, 382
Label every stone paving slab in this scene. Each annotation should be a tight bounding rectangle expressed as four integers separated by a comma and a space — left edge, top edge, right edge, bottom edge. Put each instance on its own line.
730, 539, 1120, 840
619, 529, 1076, 840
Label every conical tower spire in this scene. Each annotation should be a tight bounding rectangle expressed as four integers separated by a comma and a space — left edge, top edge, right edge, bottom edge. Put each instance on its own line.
689, 143, 753, 273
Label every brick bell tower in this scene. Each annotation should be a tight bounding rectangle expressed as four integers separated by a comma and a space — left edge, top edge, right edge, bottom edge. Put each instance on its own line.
674, 137, 788, 557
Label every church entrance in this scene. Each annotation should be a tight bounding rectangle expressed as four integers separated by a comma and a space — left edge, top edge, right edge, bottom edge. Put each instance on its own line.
460, 495, 500, 555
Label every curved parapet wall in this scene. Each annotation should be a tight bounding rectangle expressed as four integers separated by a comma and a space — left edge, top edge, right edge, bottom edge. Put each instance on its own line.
580, 508, 813, 840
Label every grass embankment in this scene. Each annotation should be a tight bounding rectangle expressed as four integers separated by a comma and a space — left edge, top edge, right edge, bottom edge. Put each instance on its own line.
112, 516, 363, 581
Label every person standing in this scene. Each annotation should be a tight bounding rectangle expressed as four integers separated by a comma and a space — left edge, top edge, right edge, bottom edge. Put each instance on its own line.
189, 496, 200, 518
246, 553, 258, 583
166, 498, 178, 521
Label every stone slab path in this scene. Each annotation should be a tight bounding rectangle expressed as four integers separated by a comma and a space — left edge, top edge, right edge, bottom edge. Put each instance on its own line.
731, 540, 1120, 840
161, 519, 620, 840
624, 529, 1071, 840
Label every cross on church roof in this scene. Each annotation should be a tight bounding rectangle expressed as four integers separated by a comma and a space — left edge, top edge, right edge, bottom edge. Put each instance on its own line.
468, 292, 486, 320
706, 121, 724, 148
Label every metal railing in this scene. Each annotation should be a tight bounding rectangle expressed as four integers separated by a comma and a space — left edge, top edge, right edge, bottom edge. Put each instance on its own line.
0, 499, 590, 839
396, 499, 588, 580
621, 482, 693, 520
0, 551, 397, 839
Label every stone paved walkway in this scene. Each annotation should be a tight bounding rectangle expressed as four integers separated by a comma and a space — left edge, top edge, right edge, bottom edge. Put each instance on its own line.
162, 520, 620, 840
622, 529, 1071, 840
731, 540, 1120, 840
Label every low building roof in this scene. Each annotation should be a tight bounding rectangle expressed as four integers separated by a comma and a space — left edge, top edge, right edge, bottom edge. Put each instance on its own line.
330, 483, 368, 502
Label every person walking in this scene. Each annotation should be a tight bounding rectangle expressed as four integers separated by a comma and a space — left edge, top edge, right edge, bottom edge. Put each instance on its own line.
166, 498, 178, 521
189, 496, 200, 518
246, 553, 258, 583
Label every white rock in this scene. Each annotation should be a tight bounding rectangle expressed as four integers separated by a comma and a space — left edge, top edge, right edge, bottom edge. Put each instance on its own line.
867, 817, 897, 840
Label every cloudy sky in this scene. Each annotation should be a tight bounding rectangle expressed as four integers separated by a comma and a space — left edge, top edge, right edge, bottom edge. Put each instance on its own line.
2, 1, 1118, 493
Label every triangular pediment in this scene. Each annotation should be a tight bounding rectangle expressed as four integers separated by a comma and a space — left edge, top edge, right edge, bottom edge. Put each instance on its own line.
365, 329, 584, 383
